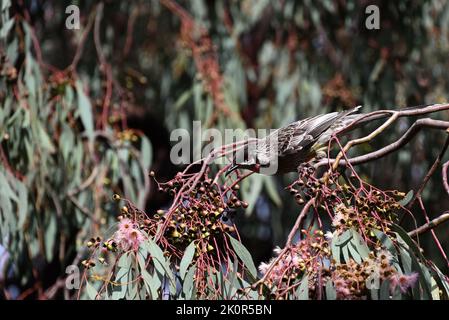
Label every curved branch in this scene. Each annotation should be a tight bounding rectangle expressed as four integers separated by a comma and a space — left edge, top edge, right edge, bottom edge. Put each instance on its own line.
443, 161, 449, 196
318, 118, 449, 168
331, 112, 399, 170
345, 103, 449, 129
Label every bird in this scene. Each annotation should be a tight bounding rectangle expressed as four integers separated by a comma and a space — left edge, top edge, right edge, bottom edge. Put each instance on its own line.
226, 106, 363, 176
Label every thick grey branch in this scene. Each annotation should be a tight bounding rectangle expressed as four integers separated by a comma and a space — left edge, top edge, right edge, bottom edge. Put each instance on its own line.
318, 118, 449, 167
408, 213, 449, 237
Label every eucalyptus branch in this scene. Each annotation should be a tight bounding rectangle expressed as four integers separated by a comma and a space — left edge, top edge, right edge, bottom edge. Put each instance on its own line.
408, 213, 449, 237
318, 118, 449, 168
332, 111, 399, 170
129, 148, 151, 209
444, 161, 449, 196
330, 103, 449, 170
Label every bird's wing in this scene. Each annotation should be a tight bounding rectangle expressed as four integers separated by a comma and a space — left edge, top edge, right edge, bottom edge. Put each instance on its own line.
278, 113, 338, 155
279, 106, 362, 156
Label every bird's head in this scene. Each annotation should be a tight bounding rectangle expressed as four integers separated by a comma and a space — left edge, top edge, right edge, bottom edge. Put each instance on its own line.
226, 158, 260, 177
225, 144, 270, 176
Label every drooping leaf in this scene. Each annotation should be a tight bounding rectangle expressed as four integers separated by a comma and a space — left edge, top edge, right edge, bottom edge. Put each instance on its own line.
44, 214, 57, 262
179, 241, 196, 280
140, 136, 153, 170
373, 229, 396, 253
349, 229, 370, 262
86, 281, 99, 300
296, 275, 309, 300
146, 238, 176, 289
37, 121, 56, 153
347, 242, 362, 264
228, 235, 258, 279
325, 280, 336, 300
379, 279, 391, 300
398, 190, 414, 207
75, 81, 94, 143
183, 264, 196, 299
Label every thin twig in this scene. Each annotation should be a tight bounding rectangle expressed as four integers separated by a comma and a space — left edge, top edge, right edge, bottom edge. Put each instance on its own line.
68, 194, 101, 225
417, 198, 449, 267
407, 133, 449, 209
69, 8, 97, 71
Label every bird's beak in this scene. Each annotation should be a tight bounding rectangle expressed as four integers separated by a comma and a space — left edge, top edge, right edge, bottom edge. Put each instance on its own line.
225, 164, 239, 177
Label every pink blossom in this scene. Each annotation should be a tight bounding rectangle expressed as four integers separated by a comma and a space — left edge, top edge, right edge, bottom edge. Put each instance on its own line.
377, 250, 393, 264
292, 255, 299, 267
324, 231, 334, 240
332, 212, 346, 227
128, 228, 145, 250
118, 218, 134, 235
114, 218, 145, 251
390, 272, 419, 293
258, 262, 269, 274
336, 286, 351, 297
334, 278, 351, 298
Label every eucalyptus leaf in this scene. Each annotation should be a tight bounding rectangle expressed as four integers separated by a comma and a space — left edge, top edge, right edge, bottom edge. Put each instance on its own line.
296, 275, 309, 300
379, 279, 391, 300
140, 136, 153, 170
75, 81, 94, 143
398, 190, 414, 207
179, 241, 196, 280
228, 235, 258, 279
350, 229, 370, 259
146, 239, 176, 289
325, 280, 336, 300
86, 281, 99, 300
183, 265, 196, 299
